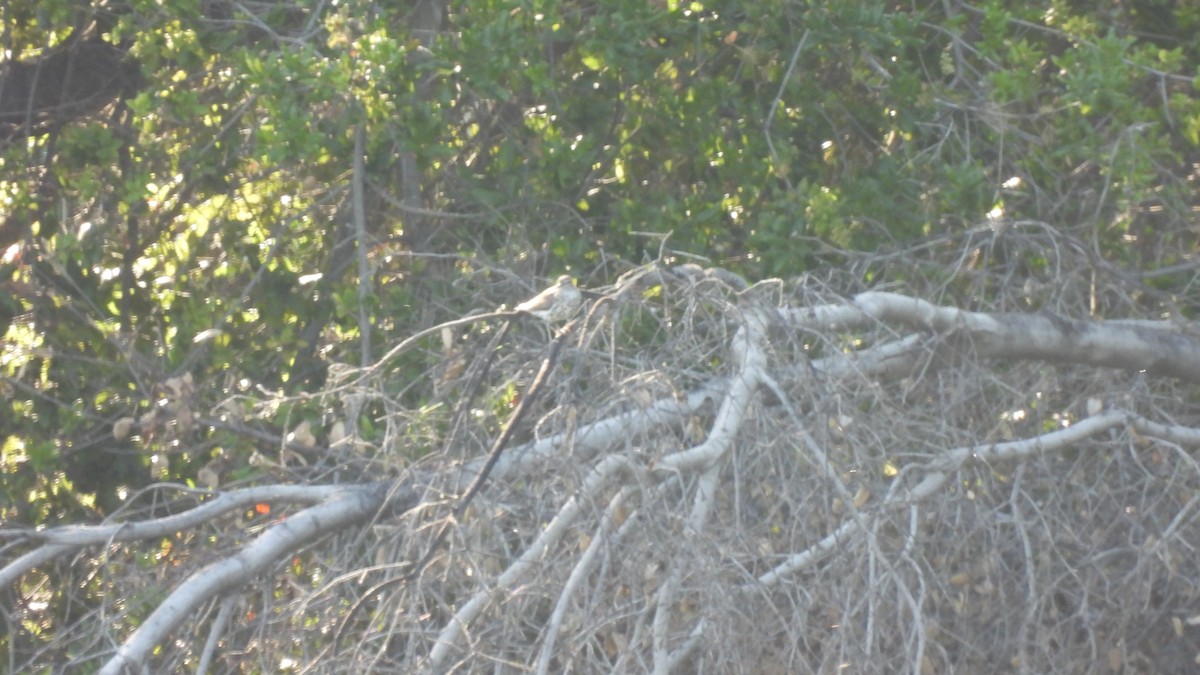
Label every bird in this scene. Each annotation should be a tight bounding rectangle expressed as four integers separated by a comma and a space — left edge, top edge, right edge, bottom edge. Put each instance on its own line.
515, 274, 582, 323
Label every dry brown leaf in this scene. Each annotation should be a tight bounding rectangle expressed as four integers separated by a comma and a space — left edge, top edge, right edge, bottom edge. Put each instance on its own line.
288, 420, 317, 449
1106, 647, 1121, 671
112, 417, 136, 441
197, 462, 220, 489
853, 485, 871, 508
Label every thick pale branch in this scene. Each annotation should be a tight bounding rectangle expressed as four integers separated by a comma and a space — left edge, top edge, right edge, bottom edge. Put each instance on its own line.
658, 314, 768, 475
425, 454, 639, 671
99, 484, 387, 674
755, 409, 1198, 586
15, 484, 353, 547
534, 485, 636, 675
0, 544, 76, 590
469, 380, 725, 485
0, 484, 364, 588
852, 292, 1200, 382
785, 293, 1200, 382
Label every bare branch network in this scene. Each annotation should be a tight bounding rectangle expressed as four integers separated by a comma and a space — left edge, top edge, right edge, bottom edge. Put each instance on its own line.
6, 268, 1200, 672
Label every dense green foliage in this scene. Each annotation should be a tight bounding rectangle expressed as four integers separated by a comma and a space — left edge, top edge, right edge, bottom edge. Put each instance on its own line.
2, 0, 1198, 663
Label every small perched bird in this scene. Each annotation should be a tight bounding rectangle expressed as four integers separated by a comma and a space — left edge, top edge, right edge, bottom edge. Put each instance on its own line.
516, 274, 582, 323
